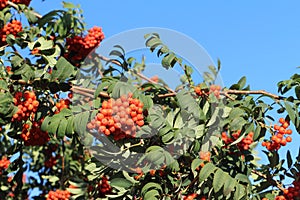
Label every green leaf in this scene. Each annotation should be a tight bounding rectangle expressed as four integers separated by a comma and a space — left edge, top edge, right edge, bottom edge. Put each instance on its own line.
122, 171, 139, 184
199, 163, 217, 182
74, 111, 90, 136
234, 184, 246, 200
110, 178, 132, 189
213, 169, 225, 193
176, 90, 204, 121
57, 117, 68, 138
51, 57, 75, 81
144, 190, 160, 199
235, 173, 250, 185
111, 81, 135, 99
230, 117, 247, 131
191, 159, 202, 177
141, 182, 162, 196
162, 53, 177, 69
237, 76, 247, 89
284, 101, 296, 125
223, 175, 236, 196
287, 150, 293, 169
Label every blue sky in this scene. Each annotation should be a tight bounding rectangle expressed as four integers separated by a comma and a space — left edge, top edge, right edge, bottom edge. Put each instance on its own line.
29, 0, 300, 188
31, 0, 300, 92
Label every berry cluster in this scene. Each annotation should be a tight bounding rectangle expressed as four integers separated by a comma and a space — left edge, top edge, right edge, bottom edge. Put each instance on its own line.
21, 120, 50, 146
44, 155, 59, 168
194, 84, 221, 98
44, 143, 58, 155
282, 176, 300, 200
222, 130, 254, 151
12, 91, 39, 122
199, 151, 211, 168
275, 196, 287, 200
87, 94, 145, 140
96, 176, 112, 197
0, 0, 8, 10
194, 85, 208, 97
64, 26, 104, 63
209, 84, 221, 98
55, 99, 71, 114
183, 193, 198, 200
0, 20, 22, 46
0, 156, 10, 172
46, 189, 71, 200
262, 118, 292, 151
11, 0, 31, 6
31, 47, 40, 55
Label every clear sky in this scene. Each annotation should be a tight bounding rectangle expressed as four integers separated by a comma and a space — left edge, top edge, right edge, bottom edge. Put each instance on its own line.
28, 0, 300, 189
31, 0, 300, 91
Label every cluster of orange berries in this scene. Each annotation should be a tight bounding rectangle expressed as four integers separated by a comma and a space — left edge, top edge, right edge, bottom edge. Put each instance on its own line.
21, 120, 50, 146
46, 189, 71, 200
11, 0, 31, 6
209, 84, 221, 98
96, 176, 112, 197
0, 20, 22, 46
262, 118, 292, 151
282, 176, 300, 200
194, 84, 221, 98
0, 0, 8, 10
44, 155, 59, 168
55, 99, 71, 114
222, 130, 254, 151
87, 94, 145, 140
65, 26, 104, 63
199, 151, 211, 168
183, 193, 198, 200
0, 0, 30, 10
0, 156, 10, 172
12, 91, 39, 122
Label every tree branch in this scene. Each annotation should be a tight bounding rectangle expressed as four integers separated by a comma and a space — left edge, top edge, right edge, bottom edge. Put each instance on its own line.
7, 1, 43, 19
221, 89, 283, 100
251, 170, 285, 191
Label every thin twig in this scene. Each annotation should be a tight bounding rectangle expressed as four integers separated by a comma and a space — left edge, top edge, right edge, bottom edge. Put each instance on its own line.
71, 85, 109, 98
71, 88, 95, 98
8, 1, 43, 18
221, 89, 282, 100
136, 72, 175, 93
251, 170, 285, 191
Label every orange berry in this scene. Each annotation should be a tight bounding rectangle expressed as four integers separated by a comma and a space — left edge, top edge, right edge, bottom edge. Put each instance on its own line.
274, 124, 280, 130
279, 118, 285, 124
280, 139, 287, 146
104, 129, 110, 136
279, 127, 285, 134
282, 122, 289, 129
286, 136, 292, 142
285, 129, 292, 135
136, 120, 144, 127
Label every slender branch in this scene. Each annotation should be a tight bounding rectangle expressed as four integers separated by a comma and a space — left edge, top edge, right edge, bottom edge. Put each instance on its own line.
71, 88, 95, 98
97, 54, 122, 66
0, 44, 8, 51
8, 1, 43, 18
182, 173, 199, 193
71, 85, 109, 98
221, 89, 282, 100
136, 72, 175, 93
157, 92, 176, 98
251, 170, 285, 191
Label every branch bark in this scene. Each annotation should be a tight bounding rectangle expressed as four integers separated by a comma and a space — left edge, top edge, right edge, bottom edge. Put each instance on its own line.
7, 1, 43, 18
251, 169, 285, 191
221, 89, 283, 100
